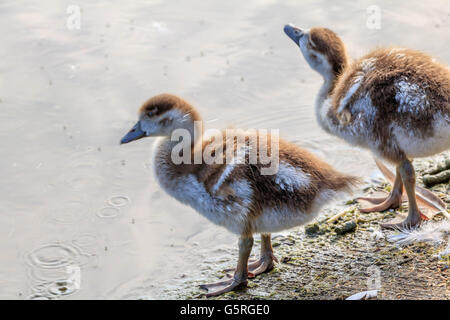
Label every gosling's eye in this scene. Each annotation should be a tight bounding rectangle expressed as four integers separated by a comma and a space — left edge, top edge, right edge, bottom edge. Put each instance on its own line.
147, 110, 156, 117
310, 53, 319, 61
159, 117, 173, 126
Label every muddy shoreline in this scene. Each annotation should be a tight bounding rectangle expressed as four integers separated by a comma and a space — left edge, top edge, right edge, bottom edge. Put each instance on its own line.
173, 153, 449, 300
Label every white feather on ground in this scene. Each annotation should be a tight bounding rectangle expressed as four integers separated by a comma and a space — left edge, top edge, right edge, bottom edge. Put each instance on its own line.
387, 220, 450, 245
436, 243, 450, 259
345, 290, 378, 300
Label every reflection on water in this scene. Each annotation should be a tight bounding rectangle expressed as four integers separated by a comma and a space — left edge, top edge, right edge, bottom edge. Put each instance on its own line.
0, 0, 448, 299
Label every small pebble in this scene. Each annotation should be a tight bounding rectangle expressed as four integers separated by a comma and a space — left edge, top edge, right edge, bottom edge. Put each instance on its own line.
335, 221, 357, 235
305, 223, 320, 235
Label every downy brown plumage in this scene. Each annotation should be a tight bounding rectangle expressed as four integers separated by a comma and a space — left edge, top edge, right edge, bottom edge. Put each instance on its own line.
121, 93, 358, 296
284, 25, 449, 229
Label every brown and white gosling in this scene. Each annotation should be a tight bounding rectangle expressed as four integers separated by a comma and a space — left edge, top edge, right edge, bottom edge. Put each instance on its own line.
121, 94, 359, 297
284, 25, 449, 229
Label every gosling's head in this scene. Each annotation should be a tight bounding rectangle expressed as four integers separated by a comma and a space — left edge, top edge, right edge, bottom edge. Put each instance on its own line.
284, 25, 348, 79
120, 94, 201, 144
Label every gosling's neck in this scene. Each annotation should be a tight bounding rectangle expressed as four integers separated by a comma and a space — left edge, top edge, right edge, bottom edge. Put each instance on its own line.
314, 52, 350, 132
154, 119, 204, 170
315, 72, 337, 133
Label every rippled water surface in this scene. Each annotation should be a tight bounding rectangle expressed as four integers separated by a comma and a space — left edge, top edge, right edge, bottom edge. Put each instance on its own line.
0, 0, 449, 299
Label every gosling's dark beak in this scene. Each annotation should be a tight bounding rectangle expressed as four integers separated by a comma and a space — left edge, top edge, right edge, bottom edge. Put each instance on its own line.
120, 121, 146, 144
284, 24, 304, 46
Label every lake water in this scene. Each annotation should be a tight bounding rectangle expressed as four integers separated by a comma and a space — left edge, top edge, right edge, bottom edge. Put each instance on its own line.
0, 0, 448, 299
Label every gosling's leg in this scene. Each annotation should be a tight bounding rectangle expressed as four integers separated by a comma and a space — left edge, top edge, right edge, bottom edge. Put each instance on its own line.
380, 159, 425, 229
199, 235, 253, 297
358, 166, 404, 212
247, 233, 278, 276
224, 233, 278, 277
359, 159, 445, 217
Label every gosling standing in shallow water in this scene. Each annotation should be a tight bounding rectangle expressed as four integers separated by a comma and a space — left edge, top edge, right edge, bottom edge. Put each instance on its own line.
121, 94, 358, 296
284, 25, 450, 229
